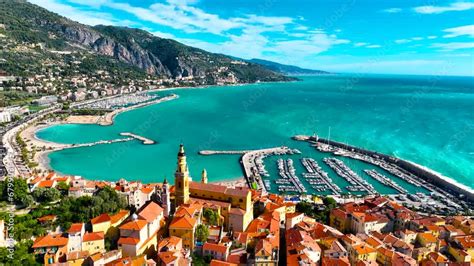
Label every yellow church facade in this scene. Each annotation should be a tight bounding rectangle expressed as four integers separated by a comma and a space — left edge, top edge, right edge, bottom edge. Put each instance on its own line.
172, 144, 254, 232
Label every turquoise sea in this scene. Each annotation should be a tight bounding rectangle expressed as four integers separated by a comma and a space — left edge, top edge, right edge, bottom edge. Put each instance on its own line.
36, 74, 474, 194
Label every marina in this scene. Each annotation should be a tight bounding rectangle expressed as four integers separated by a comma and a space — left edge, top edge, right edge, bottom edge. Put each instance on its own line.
300, 158, 341, 195
364, 169, 408, 194
323, 157, 377, 194
276, 159, 307, 194
240, 146, 300, 193
294, 134, 470, 211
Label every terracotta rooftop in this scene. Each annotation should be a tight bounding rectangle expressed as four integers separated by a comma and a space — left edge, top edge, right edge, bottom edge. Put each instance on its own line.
158, 251, 178, 264
91, 213, 111, 225
110, 210, 130, 224
189, 181, 249, 197
169, 215, 196, 230
209, 260, 237, 266
37, 180, 55, 188
83, 231, 104, 242
138, 201, 163, 223
38, 214, 57, 223
32, 234, 68, 248
118, 237, 140, 245
158, 236, 182, 251
353, 243, 376, 255
203, 242, 229, 254
119, 219, 147, 231
66, 250, 89, 260
68, 223, 84, 234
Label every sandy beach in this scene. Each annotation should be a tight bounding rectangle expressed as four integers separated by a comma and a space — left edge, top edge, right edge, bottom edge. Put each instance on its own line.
19, 122, 72, 173
65, 115, 103, 124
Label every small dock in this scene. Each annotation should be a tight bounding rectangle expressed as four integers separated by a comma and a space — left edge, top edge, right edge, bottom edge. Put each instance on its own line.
301, 158, 341, 195
120, 132, 155, 145
323, 157, 377, 195
364, 169, 408, 194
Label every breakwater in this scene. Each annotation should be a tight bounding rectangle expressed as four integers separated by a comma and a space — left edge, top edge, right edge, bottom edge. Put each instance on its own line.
295, 135, 474, 203
120, 132, 155, 145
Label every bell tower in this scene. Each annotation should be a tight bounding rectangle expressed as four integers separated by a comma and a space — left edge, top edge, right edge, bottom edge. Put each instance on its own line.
161, 177, 171, 217
174, 144, 190, 207
201, 169, 208, 184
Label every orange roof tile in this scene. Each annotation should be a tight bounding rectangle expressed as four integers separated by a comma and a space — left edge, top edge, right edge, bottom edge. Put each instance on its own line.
353, 244, 376, 255
91, 213, 111, 225
38, 214, 57, 223
140, 186, 154, 194
110, 210, 130, 224
118, 237, 140, 245
203, 242, 229, 254
32, 234, 68, 248
322, 257, 350, 266
169, 215, 196, 230
83, 231, 104, 242
159, 251, 178, 264
210, 260, 237, 266
138, 201, 163, 222
119, 219, 147, 231
418, 232, 437, 243
66, 250, 89, 260
37, 180, 55, 188
68, 223, 84, 234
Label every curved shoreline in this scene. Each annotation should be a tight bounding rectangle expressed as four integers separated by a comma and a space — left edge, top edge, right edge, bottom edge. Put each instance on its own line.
21, 94, 179, 173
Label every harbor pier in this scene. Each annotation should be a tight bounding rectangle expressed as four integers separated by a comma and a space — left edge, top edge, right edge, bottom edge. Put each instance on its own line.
239, 146, 300, 193
120, 132, 155, 145
294, 134, 474, 204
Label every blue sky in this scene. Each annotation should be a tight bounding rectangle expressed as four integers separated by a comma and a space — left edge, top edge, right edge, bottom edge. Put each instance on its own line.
31, 0, 474, 76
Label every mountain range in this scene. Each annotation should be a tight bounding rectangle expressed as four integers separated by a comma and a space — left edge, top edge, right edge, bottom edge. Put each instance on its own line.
249, 59, 329, 75
0, 0, 310, 84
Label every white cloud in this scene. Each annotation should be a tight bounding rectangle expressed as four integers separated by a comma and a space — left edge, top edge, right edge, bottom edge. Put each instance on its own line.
151, 31, 176, 39
366, 44, 382, 48
395, 39, 411, 44
432, 42, 474, 50
30, 0, 119, 26
427, 35, 438, 39
34, 0, 350, 66
354, 42, 368, 47
411, 37, 424, 41
382, 8, 402, 13
443, 25, 474, 38
414, 2, 474, 14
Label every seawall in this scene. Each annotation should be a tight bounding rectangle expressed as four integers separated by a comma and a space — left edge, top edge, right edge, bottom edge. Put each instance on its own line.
310, 136, 474, 203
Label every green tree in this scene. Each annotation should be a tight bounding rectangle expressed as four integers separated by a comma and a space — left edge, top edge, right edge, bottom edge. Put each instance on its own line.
56, 181, 70, 191
32, 188, 60, 203
203, 209, 219, 226
0, 178, 32, 207
195, 224, 209, 243
0, 241, 40, 265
